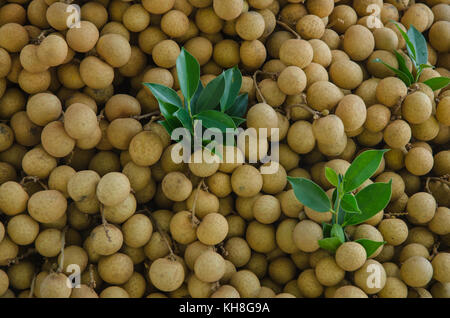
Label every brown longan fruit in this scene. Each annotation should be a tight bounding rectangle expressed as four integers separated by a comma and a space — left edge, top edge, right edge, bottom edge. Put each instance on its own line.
401, 91, 432, 125
137, 26, 168, 55
152, 39, 180, 68
40, 273, 72, 298
378, 218, 408, 246
0, 23, 29, 53
364, 104, 390, 133
162, 172, 192, 202
0, 162, 16, 185
429, 21, 450, 53
297, 269, 323, 298
37, 34, 68, 67
253, 195, 281, 224
296, 15, 325, 40
428, 207, 450, 235
329, 5, 358, 34
96, 34, 132, 68
0, 237, 19, 266
307, 81, 344, 112
377, 277, 408, 298
80, 56, 114, 90
405, 192, 436, 225
66, 21, 99, 53
376, 76, 407, 107
57, 62, 84, 90
63, 103, 98, 140
28, 190, 67, 223
149, 257, 185, 292
107, 118, 142, 151
189, 149, 220, 178
213, 0, 243, 21
431, 253, 450, 283
292, 220, 323, 253
18, 69, 51, 94
315, 257, 345, 287
353, 224, 384, 258
0, 88, 26, 119
313, 115, 345, 147
122, 4, 150, 33
257, 78, 286, 107
433, 150, 450, 177
231, 165, 263, 197
309, 39, 332, 68
119, 46, 147, 78
240, 39, 267, 70
97, 252, 133, 286
206, 172, 232, 198
186, 189, 219, 219
195, 7, 224, 35
436, 97, 450, 126
122, 162, 151, 193
0, 269, 8, 296
398, 243, 430, 263
197, 213, 228, 245
7, 214, 39, 246
400, 256, 433, 287
223, 238, 251, 268
122, 214, 153, 248
279, 39, 313, 69
246, 102, 278, 136
99, 286, 129, 298
41, 121, 75, 158
383, 120, 411, 149
277, 66, 306, 95
335, 242, 367, 272
405, 147, 433, 176
230, 270, 261, 298
343, 25, 374, 61
160, 10, 189, 38
20, 44, 49, 73
0, 48, 11, 78
142, 0, 174, 14
329, 60, 364, 90
235, 11, 265, 41
354, 259, 387, 294
268, 257, 296, 285
184, 37, 213, 66
411, 116, 440, 142
129, 131, 163, 167
96, 172, 130, 206
333, 285, 368, 298
335, 94, 366, 132
286, 121, 316, 155
169, 210, 197, 245
194, 251, 225, 283
211, 285, 240, 298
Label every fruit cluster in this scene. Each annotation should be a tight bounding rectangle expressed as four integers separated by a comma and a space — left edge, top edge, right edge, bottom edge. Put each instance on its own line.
0, 0, 449, 298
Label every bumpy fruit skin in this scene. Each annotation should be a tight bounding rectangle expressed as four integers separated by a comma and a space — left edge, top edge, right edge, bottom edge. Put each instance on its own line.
343, 25, 375, 61
149, 258, 185, 292
400, 256, 434, 287
40, 273, 72, 298
335, 242, 366, 271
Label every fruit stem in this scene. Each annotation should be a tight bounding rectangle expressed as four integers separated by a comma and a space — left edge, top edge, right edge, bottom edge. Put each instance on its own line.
100, 204, 112, 243
276, 20, 301, 39
190, 180, 204, 227
285, 103, 322, 118
28, 273, 37, 298
145, 208, 177, 260
57, 226, 68, 273
253, 70, 268, 105
88, 264, 96, 289
132, 111, 161, 121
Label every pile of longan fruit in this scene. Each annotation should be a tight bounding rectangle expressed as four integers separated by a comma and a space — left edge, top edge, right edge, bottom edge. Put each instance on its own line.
0, 0, 449, 299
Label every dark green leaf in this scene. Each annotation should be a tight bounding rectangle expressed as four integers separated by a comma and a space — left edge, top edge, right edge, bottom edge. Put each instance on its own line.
230, 116, 246, 127
158, 117, 183, 138
190, 82, 204, 115
225, 93, 248, 117
194, 110, 236, 132
344, 181, 392, 226
144, 83, 183, 109
393, 22, 416, 65
287, 177, 331, 213
159, 102, 179, 120
322, 223, 332, 238
221, 67, 243, 112
373, 59, 411, 86
407, 25, 428, 66
331, 224, 345, 243
176, 48, 200, 103
344, 149, 389, 192
318, 237, 342, 253
355, 239, 386, 258
393, 51, 414, 85
196, 74, 225, 112
341, 193, 360, 213
325, 167, 339, 187
423, 77, 450, 91
174, 108, 193, 133
158, 120, 173, 135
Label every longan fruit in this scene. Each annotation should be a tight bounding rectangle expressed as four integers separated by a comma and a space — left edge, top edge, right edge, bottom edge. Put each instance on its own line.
333, 285, 367, 298
100, 286, 129, 298
185, 189, 219, 219
149, 257, 185, 292
286, 121, 315, 155
246, 102, 279, 136
211, 285, 240, 298
18, 69, 51, 94
223, 237, 251, 268
231, 165, 263, 197
279, 39, 313, 69
230, 270, 261, 298
257, 78, 286, 107
378, 218, 408, 246
376, 77, 407, 107
309, 39, 332, 68
28, 190, 67, 224
66, 21, 99, 53
432, 253, 450, 283
195, 7, 223, 35
329, 5, 358, 34
98, 252, 134, 285
401, 256, 433, 287
296, 15, 325, 40
189, 149, 220, 178
353, 224, 384, 258
41, 121, 75, 158
329, 60, 364, 90
63, 103, 98, 140
428, 207, 450, 235
128, 131, 163, 167
0, 162, 16, 185
307, 81, 344, 112
142, 0, 175, 14
405, 147, 433, 176
335, 94, 367, 132
161, 172, 192, 202
137, 26, 168, 55
315, 257, 345, 287
197, 213, 228, 245
122, 214, 153, 248
184, 37, 213, 66
240, 39, 267, 70
296, 269, 323, 298
0, 23, 29, 52
0, 237, 19, 266
37, 34, 68, 67
56, 62, 84, 90
106, 118, 142, 151
277, 66, 306, 95
268, 257, 296, 285
57, 245, 88, 275
152, 39, 180, 68
399, 243, 430, 263
213, 0, 243, 20
96, 34, 132, 68
431, 282, 450, 298
401, 91, 432, 125
205, 172, 232, 198
194, 251, 225, 283
122, 4, 150, 33
253, 195, 281, 224
0, 269, 8, 296
343, 25, 374, 61
364, 104, 390, 133
169, 210, 197, 245
335, 242, 367, 272
383, 120, 411, 149
292, 220, 323, 253
433, 150, 450, 177
0, 48, 11, 78
20, 44, 49, 73
40, 273, 72, 298
313, 115, 345, 148
354, 259, 387, 294
80, 56, 114, 90
436, 97, 450, 126
405, 192, 436, 225
411, 116, 440, 142
7, 214, 39, 246
377, 277, 408, 298
96, 172, 130, 206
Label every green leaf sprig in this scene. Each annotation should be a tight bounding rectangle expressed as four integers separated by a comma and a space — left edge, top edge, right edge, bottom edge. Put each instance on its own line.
287, 149, 392, 257
374, 23, 450, 91
144, 48, 248, 145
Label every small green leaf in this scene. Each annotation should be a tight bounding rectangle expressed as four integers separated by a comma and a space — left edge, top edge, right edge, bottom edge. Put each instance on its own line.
174, 108, 193, 133
373, 59, 411, 86
355, 239, 386, 258
331, 224, 345, 243
190, 82, 204, 114
407, 25, 428, 66
221, 67, 242, 112
144, 83, 183, 109
196, 74, 225, 112
318, 237, 342, 253
325, 167, 339, 187
194, 110, 236, 132
341, 193, 360, 214
423, 77, 450, 91
344, 181, 392, 226
393, 51, 414, 85
225, 93, 248, 117
176, 48, 200, 103
287, 177, 331, 213
158, 117, 183, 137
344, 149, 389, 192
393, 22, 416, 65
230, 116, 246, 127
323, 223, 332, 238
158, 102, 179, 120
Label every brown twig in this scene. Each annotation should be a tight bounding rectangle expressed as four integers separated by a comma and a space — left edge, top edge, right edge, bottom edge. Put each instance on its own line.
253, 70, 267, 105
100, 204, 112, 243
132, 111, 161, 121
57, 227, 68, 273
276, 20, 301, 39
145, 208, 176, 260
88, 264, 96, 289
190, 179, 204, 227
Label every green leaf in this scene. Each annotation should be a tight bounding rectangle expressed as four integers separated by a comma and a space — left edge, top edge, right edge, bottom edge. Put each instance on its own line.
158, 102, 179, 120
344, 181, 392, 226
158, 117, 183, 137
190, 82, 204, 114
194, 110, 236, 133
393, 51, 414, 85
174, 108, 193, 133
318, 237, 342, 253
393, 22, 416, 65
225, 93, 248, 117
195, 74, 225, 113
287, 177, 331, 213
344, 149, 389, 192
176, 48, 200, 103
415, 64, 434, 82
373, 59, 411, 86
220, 67, 243, 112
407, 25, 428, 66
325, 167, 339, 187
341, 193, 360, 214
230, 116, 246, 127
331, 224, 345, 243
355, 239, 386, 258
423, 77, 450, 91
322, 223, 332, 238
144, 83, 183, 109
